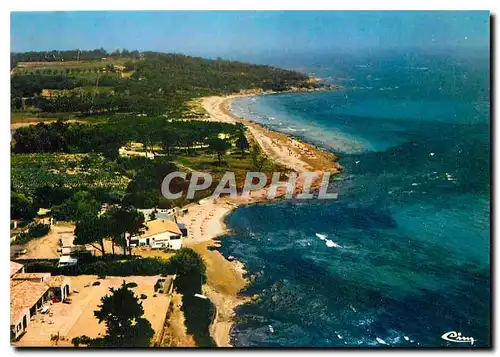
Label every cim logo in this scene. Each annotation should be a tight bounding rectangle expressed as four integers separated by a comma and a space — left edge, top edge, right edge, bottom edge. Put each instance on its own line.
441, 331, 475, 346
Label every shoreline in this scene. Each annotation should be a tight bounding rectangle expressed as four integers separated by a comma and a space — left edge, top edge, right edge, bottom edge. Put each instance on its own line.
180, 91, 342, 347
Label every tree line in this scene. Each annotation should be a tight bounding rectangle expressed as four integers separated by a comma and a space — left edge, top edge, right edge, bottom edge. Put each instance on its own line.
11, 48, 142, 68
12, 119, 240, 156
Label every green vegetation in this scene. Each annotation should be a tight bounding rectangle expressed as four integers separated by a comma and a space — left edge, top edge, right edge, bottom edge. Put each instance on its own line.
25, 256, 167, 276
73, 205, 147, 256
10, 117, 279, 219
14, 222, 50, 245
169, 249, 215, 347
11, 153, 129, 200
235, 124, 250, 156
207, 137, 232, 166
11, 191, 38, 220
52, 191, 101, 222
11, 48, 139, 68
12, 118, 238, 155
12, 49, 314, 119
175, 145, 284, 191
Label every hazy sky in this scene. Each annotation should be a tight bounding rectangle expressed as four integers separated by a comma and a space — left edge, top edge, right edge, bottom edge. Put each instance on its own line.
11, 11, 490, 60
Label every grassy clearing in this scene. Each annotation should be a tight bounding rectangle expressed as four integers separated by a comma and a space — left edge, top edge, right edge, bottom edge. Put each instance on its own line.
174, 150, 287, 190
11, 111, 47, 124
14, 58, 133, 72
11, 111, 112, 125
39, 86, 115, 97
183, 99, 210, 119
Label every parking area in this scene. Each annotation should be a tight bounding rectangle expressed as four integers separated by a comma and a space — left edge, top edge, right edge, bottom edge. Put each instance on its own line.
14, 275, 174, 347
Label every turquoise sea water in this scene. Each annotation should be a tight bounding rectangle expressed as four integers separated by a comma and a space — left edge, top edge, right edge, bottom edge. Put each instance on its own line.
219, 54, 490, 347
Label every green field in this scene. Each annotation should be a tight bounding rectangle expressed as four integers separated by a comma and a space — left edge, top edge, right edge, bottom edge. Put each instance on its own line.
11, 153, 130, 196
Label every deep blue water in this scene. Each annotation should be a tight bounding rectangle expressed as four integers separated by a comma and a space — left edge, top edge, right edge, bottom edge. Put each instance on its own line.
219, 54, 490, 347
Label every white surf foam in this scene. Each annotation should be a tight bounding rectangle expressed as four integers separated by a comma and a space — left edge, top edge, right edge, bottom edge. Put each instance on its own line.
315, 233, 327, 240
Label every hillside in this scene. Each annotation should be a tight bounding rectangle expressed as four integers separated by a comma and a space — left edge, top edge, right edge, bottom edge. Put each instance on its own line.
11, 49, 317, 120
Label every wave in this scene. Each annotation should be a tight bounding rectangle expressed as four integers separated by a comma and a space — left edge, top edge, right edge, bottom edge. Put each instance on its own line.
315, 233, 327, 240
325, 239, 341, 248
315, 233, 341, 248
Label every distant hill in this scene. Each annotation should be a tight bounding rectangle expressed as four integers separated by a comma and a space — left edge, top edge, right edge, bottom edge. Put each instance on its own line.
11, 49, 317, 118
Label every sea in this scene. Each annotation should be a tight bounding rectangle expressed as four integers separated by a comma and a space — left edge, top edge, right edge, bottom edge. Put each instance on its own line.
218, 51, 491, 347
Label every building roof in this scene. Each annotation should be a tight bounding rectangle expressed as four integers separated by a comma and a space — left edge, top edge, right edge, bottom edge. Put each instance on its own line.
58, 256, 78, 264
136, 219, 182, 238
37, 208, 51, 216
58, 232, 75, 247
10, 280, 49, 324
12, 273, 51, 281
46, 275, 69, 288
60, 237, 74, 247
10, 261, 24, 277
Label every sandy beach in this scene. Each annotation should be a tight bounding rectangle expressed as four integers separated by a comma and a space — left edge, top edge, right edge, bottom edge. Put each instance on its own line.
178, 93, 342, 347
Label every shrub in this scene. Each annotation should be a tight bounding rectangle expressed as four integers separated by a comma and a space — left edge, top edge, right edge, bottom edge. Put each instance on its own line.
28, 222, 50, 238
14, 222, 50, 244
14, 232, 31, 245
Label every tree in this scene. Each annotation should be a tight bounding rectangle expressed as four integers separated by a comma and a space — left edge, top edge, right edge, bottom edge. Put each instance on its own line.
251, 145, 268, 171
51, 191, 100, 222
207, 137, 231, 166
168, 248, 207, 283
235, 125, 250, 156
74, 215, 107, 255
94, 282, 150, 345
73, 282, 154, 347
158, 127, 177, 158
11, 191, 38, 220
104, 206, 146, 256
33, 185, 72, 208
167, 248, 215, 347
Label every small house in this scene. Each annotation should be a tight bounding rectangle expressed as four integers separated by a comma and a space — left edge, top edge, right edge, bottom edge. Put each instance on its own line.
58, 255, 78, 268
129, 219, 183, 250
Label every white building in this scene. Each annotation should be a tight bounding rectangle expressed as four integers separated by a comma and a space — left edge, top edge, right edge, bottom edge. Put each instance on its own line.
57, 255, 78, 268
129, 219, 183, 250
